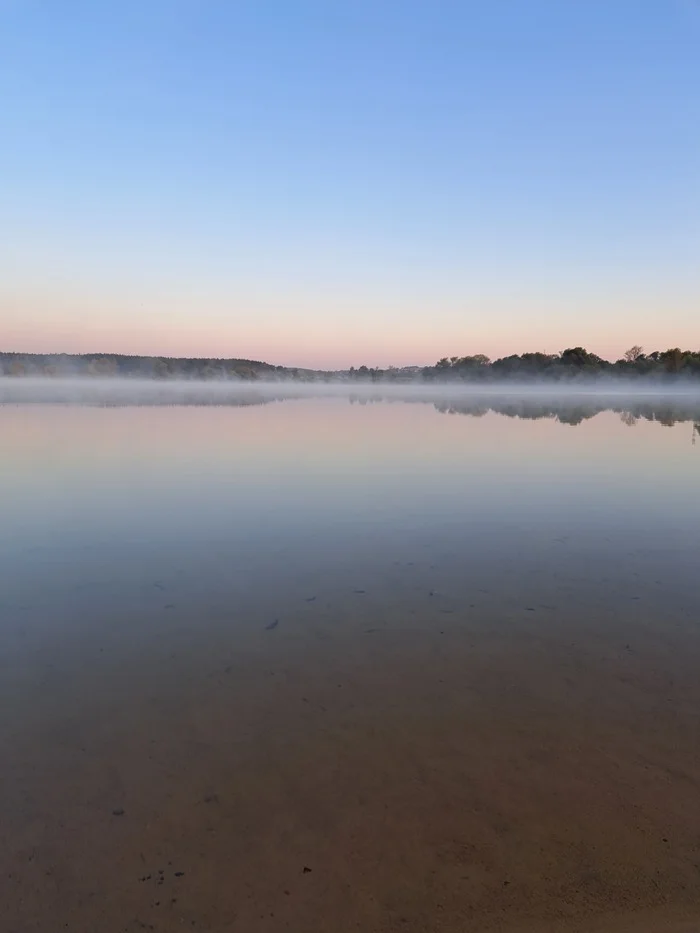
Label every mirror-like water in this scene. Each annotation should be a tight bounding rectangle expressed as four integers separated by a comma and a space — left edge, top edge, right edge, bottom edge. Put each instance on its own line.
2, 387, 700, 933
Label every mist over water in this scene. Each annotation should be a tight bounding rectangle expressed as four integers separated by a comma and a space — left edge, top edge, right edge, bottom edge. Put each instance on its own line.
2, 385, 700, 932
4, 375, 700, 407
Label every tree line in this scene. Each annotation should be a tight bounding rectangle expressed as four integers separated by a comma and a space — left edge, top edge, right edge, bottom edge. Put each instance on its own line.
0, 352, 291, 381
422, 346, 700, 382
2, 346, 700, 382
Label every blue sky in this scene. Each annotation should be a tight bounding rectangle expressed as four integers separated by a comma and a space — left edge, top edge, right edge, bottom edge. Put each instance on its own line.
2, 0, 698, 367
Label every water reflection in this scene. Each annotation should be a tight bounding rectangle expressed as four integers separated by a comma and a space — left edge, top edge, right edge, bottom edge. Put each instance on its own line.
430, 395, 700, 426
3, 377, 700, 429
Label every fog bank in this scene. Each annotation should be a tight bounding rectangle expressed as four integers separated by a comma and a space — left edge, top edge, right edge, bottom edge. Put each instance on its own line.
3, 377, 700, 410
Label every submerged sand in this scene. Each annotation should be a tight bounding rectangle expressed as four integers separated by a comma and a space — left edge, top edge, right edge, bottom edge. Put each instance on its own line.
2, 573, 700, 933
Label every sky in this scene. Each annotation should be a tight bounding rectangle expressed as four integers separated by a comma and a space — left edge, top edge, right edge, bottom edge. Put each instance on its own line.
1, 0, 698, 368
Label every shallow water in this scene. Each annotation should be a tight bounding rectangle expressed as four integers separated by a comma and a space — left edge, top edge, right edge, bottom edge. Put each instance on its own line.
2, 387, 700, 932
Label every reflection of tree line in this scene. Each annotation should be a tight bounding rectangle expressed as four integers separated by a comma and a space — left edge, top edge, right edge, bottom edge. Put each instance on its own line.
3, 373, 699, 426
429, 397, 700, 427
68, 396, 700, 424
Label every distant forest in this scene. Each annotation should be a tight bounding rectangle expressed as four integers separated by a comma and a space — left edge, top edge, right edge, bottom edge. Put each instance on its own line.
2, 345, 700, 382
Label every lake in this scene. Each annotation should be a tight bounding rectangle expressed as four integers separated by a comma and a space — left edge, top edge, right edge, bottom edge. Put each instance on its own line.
2, 383, 700, 933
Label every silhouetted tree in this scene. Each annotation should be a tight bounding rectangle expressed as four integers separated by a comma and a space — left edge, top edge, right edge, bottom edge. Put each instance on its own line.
624, 345, 644, 363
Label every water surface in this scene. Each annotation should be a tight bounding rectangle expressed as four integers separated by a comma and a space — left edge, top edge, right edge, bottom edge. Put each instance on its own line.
2, 387, 700, 933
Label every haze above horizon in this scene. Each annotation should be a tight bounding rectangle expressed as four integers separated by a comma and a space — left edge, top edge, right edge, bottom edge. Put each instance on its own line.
2, 1, 698, 368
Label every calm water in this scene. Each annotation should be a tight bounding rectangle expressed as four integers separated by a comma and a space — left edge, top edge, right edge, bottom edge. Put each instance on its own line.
2, 385, 700, 933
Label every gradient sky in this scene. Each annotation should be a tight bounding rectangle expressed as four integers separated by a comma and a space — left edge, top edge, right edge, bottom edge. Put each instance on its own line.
2, 0, 699, 368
